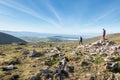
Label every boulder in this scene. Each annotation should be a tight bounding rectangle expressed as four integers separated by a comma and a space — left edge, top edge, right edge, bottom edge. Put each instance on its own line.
29, 50, 37, 57
85, 56, 93, 61
104, 62, 111, 70
99, 52, 105, 56
104, 56, 115, 62
104, 62, 118, 71
7, 64, 14, 70
108, 41, 116, 46
90, 52, 97, 56
111, 62, 118, 71
56, 46, 61, 51
34, 58, 40, 62
65, 66, 74, 73
70, 51, 83, 56
92, 40, 102, 47
81, 61, 90, 66
15, 47, 22, 50
70, 51, 76, 55
23, 50, 29, 55
2, 64, 16, 71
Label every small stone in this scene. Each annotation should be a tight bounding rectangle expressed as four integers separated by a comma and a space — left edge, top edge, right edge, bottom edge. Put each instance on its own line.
23, 50, 29, 55
7, 64, 14, 70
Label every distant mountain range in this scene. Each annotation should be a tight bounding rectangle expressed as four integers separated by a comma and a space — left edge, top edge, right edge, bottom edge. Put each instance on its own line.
0, 30, 119, 43
0, 30, 96, 42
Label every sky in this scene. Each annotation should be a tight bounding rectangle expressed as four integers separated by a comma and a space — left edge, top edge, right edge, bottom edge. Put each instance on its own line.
0, 0, 120, 35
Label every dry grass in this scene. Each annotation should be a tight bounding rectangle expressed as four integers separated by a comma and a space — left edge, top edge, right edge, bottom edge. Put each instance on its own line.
0, 40, 120, 80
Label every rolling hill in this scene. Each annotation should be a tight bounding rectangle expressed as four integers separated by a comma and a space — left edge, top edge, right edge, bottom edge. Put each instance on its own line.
83, 33, 120, 44
0, 32, 27, 44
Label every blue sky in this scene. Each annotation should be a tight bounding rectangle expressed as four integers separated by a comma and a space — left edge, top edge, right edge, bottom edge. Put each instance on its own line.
0, 0, 120, 35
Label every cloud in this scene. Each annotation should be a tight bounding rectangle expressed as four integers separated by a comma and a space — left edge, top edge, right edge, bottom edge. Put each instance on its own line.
83, 8, 119, 27
46, 1, 63, 25
0, 0, 62, 28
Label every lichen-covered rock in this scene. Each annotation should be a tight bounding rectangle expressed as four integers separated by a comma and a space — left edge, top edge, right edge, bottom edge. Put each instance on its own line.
29, 49, 37, 57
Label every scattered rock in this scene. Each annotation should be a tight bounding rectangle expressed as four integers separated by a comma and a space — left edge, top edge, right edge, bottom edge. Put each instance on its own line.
7, 64, 14, 70
111, 62, 118, 71
2, 64, 16, 71
34, 58, 40, 62
15, 46, 22, 50
90, 52, 97, 56
86, 56, 93, 61
104, 56, 115, 62
23, 50, 29, 55
66, 66, 74, 73
29, 50, 37, 57
81, 61, 90, 66
70, 51, 83, 56
104, 62, 118, 72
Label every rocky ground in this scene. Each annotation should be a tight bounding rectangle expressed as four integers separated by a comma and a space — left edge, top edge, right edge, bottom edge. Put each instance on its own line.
0, 39, 120, 80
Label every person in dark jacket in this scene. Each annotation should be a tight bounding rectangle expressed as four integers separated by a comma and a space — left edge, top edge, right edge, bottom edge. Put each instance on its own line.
102, 28, 106, 41
79, 36, 83, 45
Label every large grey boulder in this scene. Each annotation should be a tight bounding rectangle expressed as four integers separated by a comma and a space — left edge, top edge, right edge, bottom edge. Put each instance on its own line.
29, 50, 37, 57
